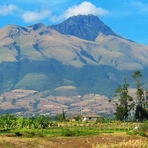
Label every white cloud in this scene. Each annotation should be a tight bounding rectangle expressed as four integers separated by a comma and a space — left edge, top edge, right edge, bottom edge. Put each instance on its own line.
64, 1, 108, 19
51, 1, 109, 22
0, 4, 18, 16
22, 10, 51, 23
0, 1, 109, 25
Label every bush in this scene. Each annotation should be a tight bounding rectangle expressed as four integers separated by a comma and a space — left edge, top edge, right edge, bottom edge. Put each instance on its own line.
49, 122, 58, 127
95, 116, 104, 123
61, 129, 77, 137
15, 132, 22, 137
126, 122, 148, 137
24, 131, 36, 137
138, 131, 147, 137
15, 129, 44, 137
126, 130, 139, 136
139, 120, 148, 132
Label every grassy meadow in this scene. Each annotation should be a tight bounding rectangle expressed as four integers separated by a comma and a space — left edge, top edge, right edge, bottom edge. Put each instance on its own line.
0, 121, 148, 148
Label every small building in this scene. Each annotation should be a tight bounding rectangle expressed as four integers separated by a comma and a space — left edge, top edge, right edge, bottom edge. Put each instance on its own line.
82, 114, 99, 121
68, 115, 82, 122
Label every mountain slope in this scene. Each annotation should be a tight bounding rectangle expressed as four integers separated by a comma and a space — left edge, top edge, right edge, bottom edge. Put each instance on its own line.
50, 14, 119, 41
0, 14, 148, 98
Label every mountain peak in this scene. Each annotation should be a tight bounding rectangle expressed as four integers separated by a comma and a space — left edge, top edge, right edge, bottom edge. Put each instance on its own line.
50, 14, 118, 41
28, 23, 47, 31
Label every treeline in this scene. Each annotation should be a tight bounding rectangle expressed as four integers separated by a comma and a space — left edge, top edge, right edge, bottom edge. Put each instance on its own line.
0, 113, 66, 130
114, 70, 148, 121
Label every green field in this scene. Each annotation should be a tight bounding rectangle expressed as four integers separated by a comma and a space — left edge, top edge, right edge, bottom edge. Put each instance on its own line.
0, 113, 147, 148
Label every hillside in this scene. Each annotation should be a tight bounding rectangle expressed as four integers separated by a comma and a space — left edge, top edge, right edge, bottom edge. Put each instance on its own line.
0, 14, 148, 115
0, 89, 114, 116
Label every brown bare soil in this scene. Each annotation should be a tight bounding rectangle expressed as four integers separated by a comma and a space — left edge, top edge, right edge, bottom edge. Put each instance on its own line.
0, 133, 147, 148
0, 90, 115, 116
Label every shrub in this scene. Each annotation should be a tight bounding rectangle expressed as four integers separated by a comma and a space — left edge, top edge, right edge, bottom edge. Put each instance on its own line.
24, 131, 36, 137
126, 123, 148, 137
138, 131, 147, 137
139, 120, 148, 132
95, 116, 104, 123
61, 129, 77, 137
126, 130, 139, 136
15, 129, 44, 137
15, 132, 22, 137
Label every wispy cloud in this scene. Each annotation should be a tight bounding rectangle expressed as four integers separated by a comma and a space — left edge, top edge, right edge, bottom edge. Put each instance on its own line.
0, 4, 18, 16
22, 10, 51, 23
51, 1, 109, 22
114, 1, 148, 17
131, 1, 148, 13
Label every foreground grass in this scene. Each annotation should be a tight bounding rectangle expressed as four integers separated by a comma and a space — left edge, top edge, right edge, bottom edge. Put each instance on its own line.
0, 133, 148, 148
93, 139, 148, 148
0, 137, 48, 148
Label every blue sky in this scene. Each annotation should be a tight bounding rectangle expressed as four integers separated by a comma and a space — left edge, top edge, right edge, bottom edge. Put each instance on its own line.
0, 0, 148, 45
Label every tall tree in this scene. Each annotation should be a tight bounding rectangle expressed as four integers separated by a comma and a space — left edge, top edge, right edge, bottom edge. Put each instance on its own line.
62, 108, 66, 121
114, 77, 133, 121
55, 114, 63, 122
55, 109, 66, 122
132, 70, 148, 120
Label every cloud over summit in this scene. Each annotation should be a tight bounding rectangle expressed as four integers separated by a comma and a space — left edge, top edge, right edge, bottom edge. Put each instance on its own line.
64, 1, 109, 18
51, 1, 109, 22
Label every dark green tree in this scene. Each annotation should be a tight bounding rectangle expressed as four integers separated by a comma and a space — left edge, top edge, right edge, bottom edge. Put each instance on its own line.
37, 115, 51, 129
55, 114, 63, 122
32, 117, 40, 129
114, 78, 133, 121
132, 70, 148, 120
62, 108, 66, 121
135, 105, 148, 120
55, 108, 66, 122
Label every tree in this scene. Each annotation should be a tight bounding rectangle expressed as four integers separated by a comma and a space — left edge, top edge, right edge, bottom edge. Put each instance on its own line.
15, 117, 25, 129
132, 70, 148, 120
114, 77, 133, 121
62, 108, 66, 121
55, 108, 66, 122
55, 114, 64, 122
24, 117, 33, 129
37, 115, 51, 129
1, 113, 16, 130
32, 117, 40, 129
135, 105, 148, 120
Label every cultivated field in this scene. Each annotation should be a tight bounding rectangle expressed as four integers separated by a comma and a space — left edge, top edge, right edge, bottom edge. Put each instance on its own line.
0, 121, 147, 148
0, 133, 148, 148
